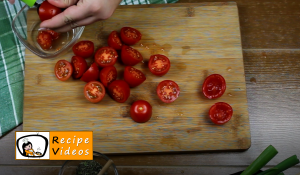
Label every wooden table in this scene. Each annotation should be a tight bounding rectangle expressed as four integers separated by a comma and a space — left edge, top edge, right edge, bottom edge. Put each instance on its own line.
1, 0, 300, 174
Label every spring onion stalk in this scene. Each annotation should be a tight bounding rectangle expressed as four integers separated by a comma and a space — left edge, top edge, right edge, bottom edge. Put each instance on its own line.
240, 145, 278, 175
257, 155, 299, 175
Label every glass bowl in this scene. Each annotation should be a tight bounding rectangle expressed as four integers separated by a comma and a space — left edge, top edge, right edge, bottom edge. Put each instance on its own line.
58, 151, 118, 175
12, 5, 85, 59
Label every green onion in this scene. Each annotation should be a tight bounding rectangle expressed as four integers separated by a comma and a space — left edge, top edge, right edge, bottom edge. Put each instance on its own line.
257, 155, 299, 175
241, 145, 278, 175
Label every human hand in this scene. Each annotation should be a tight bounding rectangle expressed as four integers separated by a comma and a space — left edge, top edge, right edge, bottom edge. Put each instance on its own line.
8, 0, 15, 4
40, 0, 122, 32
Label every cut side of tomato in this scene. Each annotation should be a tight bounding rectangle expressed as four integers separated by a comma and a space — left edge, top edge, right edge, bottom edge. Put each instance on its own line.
99, 66, 117, 88
44, 29, 59, 40
95, 47, 118, 67
148, 54, 171, 76
202, 74, 226, 99
124, 66, 146, 88
37, 31, 53, 50
71, 56, 88, 79
156, 80, 180, 103
80, 63, 99, 83
72, 40, 94, 58
54, 60, 73, 81
84, 81, 106, 103
209, 102, 233, 125
121, 45, 143, 66
120, 27, 142, 45
38, 0, 62, 21
108, 80, 130, 103
130, 100, 152, 123
108, 31, 122, 50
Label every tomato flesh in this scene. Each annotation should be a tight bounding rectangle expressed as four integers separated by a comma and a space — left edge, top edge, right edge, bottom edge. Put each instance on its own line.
202, 74, 226, 99
95, 47, 118, 67
44, 29, 59, 40
38, 1, 62, 21
121, 45, 143, 66
108, 80, 130, 103
37, 31, 53, 50
156, 80, 180, 103
148, 54, 170, 76
108, 31, 122, 50
71, 56, 88, 79
120, 27, 142, 45
80, 63, 99, 83
54, 60, 73, 81
124, 66, 146, 88
84, 81, 105, 103
209, 102, 233, 125
72, 41, 94, 58
99, 66, 117, 87
130, 100, 152, 123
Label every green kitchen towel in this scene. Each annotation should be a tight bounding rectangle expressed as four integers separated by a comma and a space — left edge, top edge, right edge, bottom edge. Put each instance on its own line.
0, 0, 178, 137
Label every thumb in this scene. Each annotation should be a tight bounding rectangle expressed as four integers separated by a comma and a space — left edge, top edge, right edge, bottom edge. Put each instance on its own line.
47, 0, 78, 8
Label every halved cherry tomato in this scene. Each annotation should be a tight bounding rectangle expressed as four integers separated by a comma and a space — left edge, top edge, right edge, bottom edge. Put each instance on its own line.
44, 29, 59, 40
121, 45, 143, 66
37, 31, 52, 50
99, 66, 117, 88
80, 63, 99, 83
95, 47, 118, 67
202, 74, 226, 99
148, 54, 171, 76
156, 80, 180, 103
209, 102, 233, 125
108, 31, 122, 50
84, 81, 106, 103
130, 100, 152, 123
54, 60, 73, 81
124, 66, 146, 88
72, 41, 94, 58
108, 80, 130, 103
38, 1, 62, 21
71, 56, 88, 79
120, 27, 142, 45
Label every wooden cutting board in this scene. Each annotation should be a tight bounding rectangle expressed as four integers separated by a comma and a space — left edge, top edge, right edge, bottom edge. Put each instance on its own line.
24, 3, 251, 153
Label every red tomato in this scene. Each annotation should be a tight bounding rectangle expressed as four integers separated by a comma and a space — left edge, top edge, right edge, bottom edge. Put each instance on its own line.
44, 29, 59, 40
80, 63, 99, 83
84, 81, 106, 103
202, 74, 226, 99
108, 31, 122, 50
38, 1, 62, 21
120, 27, 142, 45
54, 60, 73, 81
37, 31, 52, 50
108, 80, 130, 103
156, 80, 180, 103
121, 45, 143, 66
148, 54, 171, 76
124, 66, 146, 88
209, 102, 233, 125
72, 41, 94, 58
99, 66, 117, 88
95, 47, 118, 67
71, 56, 88, 79
130, 100, 152, 123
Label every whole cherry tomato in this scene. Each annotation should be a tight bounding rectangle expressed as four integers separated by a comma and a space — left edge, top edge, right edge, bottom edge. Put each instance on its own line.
130, 100, 152, 123
38, 1, 62, 21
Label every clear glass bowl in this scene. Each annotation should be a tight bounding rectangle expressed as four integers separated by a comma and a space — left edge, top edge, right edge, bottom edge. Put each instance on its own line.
12, 5, 85, 59
59, 151, 118, 175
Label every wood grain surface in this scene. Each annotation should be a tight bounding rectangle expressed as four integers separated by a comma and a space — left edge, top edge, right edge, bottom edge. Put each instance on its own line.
1, 0, 300, 174
23, 2, 250, 153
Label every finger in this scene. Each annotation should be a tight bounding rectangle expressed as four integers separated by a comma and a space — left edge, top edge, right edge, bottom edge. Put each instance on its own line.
8, 0, 15, 4
53, 16, 97, 33
40, 5, 90, 29
47, 0, 78, 8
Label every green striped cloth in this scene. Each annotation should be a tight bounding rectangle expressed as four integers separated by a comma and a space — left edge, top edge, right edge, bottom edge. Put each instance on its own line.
0, 0, 178, 137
